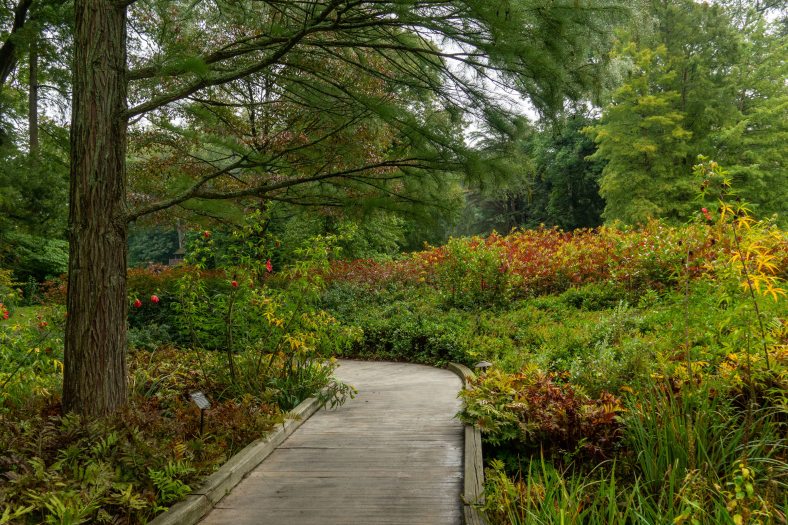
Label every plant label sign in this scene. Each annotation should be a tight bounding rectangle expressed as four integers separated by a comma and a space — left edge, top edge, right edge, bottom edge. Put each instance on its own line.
190, 391, 211, 410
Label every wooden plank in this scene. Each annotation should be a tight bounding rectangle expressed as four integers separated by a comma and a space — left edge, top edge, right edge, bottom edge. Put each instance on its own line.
448, 363, 490, 525
199, 360, 464, 525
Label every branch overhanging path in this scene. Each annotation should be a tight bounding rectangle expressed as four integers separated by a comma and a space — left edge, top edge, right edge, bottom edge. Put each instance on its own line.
199, 360, 464, 525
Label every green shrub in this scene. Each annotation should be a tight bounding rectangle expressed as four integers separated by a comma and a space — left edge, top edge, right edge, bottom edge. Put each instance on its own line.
0, 268, 19, 310
338, 299, 473, 366
567, 337, 654, 396
0, 305, 64, 411
0, 232, 68, 282
128, 324, 174, 352
559, 282, 630, 310
433, 237, 513, 309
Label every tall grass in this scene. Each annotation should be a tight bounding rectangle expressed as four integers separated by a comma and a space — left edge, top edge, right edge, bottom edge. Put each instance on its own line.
484, 385, 787, 524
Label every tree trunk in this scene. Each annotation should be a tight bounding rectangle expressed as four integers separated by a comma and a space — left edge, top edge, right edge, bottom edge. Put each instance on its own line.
0, 0, 33, 86
28, 34, 38, 153
63, 0, 129, 416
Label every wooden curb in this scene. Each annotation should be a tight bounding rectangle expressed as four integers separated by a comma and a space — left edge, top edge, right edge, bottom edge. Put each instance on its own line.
148, 395, 325, 525
447, 363, 489, 525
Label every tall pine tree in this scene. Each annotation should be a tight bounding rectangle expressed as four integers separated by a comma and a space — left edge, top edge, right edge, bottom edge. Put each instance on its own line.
64, 0, 629, 415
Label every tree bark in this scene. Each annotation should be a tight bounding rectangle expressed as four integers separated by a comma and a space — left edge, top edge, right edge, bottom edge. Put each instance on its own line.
28, 34, 38, 153
63, 0, 129, 416
0, 0, 33, 86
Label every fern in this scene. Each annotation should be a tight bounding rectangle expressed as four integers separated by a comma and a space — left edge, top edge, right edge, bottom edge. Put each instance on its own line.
0, 505, 34, 525
148, 461, 194, 505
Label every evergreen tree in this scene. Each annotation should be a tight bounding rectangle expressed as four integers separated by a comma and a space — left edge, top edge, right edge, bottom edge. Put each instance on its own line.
64, 0, 629, 415
460, 111, 605, 234
714, 2, 788, 223
587, 0, 786, 225
539, 112, 606, 229
587, 44, 693, 224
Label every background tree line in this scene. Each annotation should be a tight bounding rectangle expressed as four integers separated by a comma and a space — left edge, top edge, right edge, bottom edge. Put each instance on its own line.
2, 0, 784, 280
463, 0, 786, 234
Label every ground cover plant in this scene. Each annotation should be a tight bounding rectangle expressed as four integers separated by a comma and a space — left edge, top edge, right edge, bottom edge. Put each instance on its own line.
322, 164, 788, 524
0, 221, 354, 524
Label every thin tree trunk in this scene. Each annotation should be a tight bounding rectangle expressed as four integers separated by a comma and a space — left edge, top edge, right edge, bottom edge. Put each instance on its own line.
0, 0, 33, 86
63, 0, 129, 416
28, 34, 38, 153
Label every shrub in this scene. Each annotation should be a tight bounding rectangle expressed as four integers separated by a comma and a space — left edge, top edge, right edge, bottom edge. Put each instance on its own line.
0, 305, 65, 412
559, 282, 630, 310
431, 236, 513, 309
0, 268, 19, 310
0, 232, 68, 282
459, 367, 623, 460
336, 298, 473, 366
128, 324, 174, 352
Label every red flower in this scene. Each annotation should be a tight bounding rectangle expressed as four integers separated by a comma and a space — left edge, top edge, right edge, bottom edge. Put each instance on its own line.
203, 231, 211, 239
151, 295, 160, 304
701, 207, 712, 221
38, 321, 48, 328
133, 298, 142, 308
266, 259, 273, 273
231, 280, 238, 288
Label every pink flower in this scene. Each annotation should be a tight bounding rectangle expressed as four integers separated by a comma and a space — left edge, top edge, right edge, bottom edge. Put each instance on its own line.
133, 298, 143, 308
151, 295, 160, 304
266, 259, 273, 273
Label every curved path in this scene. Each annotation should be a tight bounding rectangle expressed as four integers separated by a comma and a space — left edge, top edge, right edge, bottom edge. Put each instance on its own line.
199, 360, 464, 525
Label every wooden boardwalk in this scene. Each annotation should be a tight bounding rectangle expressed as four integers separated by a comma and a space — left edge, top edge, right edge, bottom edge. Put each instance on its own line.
199, 360, 464, 525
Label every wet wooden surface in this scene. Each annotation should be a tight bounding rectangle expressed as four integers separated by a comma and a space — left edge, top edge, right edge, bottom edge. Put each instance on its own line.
199, 360, 464, 525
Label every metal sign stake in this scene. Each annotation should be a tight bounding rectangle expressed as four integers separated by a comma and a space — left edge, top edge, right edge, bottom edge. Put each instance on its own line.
190, 391, 211, 436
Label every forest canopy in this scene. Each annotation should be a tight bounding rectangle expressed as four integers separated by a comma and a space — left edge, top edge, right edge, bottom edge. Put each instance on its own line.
0, 0, 785, 416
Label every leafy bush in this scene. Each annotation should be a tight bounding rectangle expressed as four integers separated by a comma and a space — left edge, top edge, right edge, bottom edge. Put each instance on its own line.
127, 324, 173, 352
171, 219, 358, 409
559, 282, 630, 310
431, 236, 513, 308
328, 220, 787, 299
335, 296, 473, 366
0, 268, 18, 310
0, 232, 68, 282
0, 305, 65, 411
459, 367, 623, 460
567, 337, 654, 397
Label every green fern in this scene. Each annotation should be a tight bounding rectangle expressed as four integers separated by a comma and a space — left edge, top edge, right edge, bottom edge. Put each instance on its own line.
0, 505, 34, 525
148, 461, 194, 505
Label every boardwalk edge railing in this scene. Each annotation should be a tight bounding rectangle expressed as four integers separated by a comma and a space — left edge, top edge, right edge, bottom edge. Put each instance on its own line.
148, 393, 326, 525
448, 363, 490, 525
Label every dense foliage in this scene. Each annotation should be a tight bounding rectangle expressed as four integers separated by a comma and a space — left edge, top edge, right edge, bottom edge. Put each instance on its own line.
321, 182, 787, 523
0, 0, 785, 520
0, 223, 354, 523
587, 1, 787, 225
